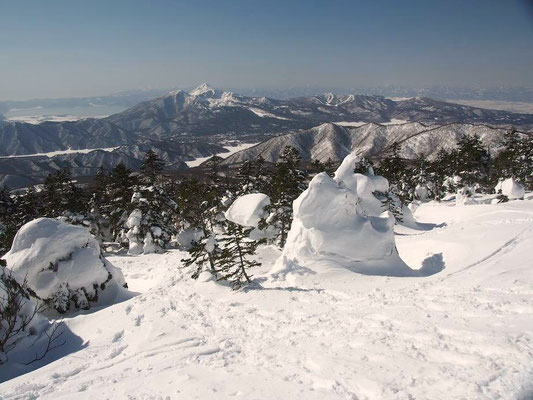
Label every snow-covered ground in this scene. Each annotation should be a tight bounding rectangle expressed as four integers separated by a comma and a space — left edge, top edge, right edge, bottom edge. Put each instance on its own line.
185, 143, 259, 167
1, 197, 532, 399
4, 115, 107, 124
336, 119, 408, 127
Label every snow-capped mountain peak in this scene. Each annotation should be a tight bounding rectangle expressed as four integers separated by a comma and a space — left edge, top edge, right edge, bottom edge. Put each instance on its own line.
189, 83, 218, 97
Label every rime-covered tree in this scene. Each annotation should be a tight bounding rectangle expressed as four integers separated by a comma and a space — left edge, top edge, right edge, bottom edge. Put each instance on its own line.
126, 152, 177, 254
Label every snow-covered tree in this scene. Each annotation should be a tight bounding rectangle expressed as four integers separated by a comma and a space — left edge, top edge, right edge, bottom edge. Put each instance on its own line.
260, 146, 306, 248
493, 128, 532, 190
125, 152, 177, 254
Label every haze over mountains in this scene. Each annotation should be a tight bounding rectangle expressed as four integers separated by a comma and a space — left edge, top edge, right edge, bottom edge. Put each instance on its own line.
1, 83, 532, 187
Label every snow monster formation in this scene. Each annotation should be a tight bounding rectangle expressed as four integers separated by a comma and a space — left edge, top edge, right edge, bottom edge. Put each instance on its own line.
271, 152, 443, 281
3, 218, 129, 316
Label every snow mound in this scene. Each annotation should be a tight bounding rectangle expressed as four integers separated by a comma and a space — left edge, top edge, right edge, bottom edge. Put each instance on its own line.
335, 153, 420, 228
495, 178, 525, 200
271, 153, 438, 281
225, 193, 270, 228
3, 218, 129, 315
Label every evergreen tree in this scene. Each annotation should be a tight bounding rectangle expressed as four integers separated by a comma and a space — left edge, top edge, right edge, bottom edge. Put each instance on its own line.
126, 153, 177, 254
101, 162, 138, 245
353, 157, 374, 175
140, 150, 165, 185
13, 186, 42, 226
376, 191, 404, 223
311, 158, 337, 177
236, 156, 270, 195
453, 134, 491, 189
0, 187, 17, 256
376, 144, 412, 203
260, 146, 306, 248
178, 178, 221, 278
216, 222, 263, 290
493, 128, 533, 189
182, 232, 219, 278
376, 143, 407, 184
42, 168, 87, 217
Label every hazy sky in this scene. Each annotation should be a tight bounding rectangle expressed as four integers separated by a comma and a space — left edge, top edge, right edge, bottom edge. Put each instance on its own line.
1, 0, 532, 100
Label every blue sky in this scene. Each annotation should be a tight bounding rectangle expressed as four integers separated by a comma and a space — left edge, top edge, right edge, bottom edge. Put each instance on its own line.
1, 0, 532, 100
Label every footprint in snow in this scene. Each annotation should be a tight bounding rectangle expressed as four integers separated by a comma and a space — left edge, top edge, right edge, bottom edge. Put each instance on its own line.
112, 330, 124, 343
134, 314, 144, 326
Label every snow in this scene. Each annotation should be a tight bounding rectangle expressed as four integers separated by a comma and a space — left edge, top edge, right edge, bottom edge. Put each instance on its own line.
2, 218, 129, 315
189, 83, 217, 97
185, 142, 259, 167
0, 147, 119, 159
248, 107, 291, 120
4, 115, 108, 124
1, 198, 533, 398
335, 119, 408, 127
495, 178, 525, 200
270, 154, 426, 280
225, 193, 270, 228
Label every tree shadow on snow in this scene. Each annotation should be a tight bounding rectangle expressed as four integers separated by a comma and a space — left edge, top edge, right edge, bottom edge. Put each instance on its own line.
0, 321, 87, 383
243, 279, 324, 294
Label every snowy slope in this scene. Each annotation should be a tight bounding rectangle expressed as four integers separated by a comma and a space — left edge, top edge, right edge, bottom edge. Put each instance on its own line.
1, 198, 532, 399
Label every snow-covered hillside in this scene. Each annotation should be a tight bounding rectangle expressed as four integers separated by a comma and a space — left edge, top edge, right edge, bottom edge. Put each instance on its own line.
1, 197, 532, 399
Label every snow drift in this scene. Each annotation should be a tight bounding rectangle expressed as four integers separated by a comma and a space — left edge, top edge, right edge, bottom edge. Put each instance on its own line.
3, 218, 129, 316
495, 178, 525, 200
271, 153, 442, 280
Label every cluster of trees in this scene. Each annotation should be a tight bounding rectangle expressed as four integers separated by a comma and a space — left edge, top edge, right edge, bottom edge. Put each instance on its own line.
376, 128, 532, 202
0, 148, 308, 289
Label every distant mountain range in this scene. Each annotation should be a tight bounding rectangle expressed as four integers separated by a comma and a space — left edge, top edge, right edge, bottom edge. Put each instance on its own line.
1, 83, 532, 187
2, 85, 533, 116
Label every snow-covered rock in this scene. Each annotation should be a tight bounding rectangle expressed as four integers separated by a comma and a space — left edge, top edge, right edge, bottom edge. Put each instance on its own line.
2, 218, 129, 316
271, 153, 435, 280
225, 193, 270, 228
495, 178, 525, 200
